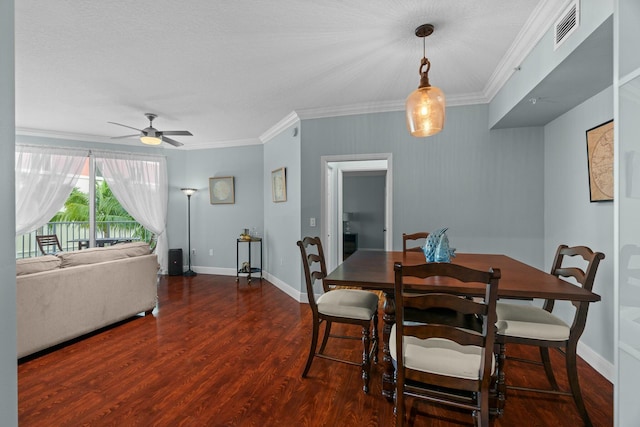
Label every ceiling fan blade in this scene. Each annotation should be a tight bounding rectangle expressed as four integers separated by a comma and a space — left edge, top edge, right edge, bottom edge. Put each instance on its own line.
111, 134, 140, 139
161, 130, 193, 136
108, 121, 143, 132
162, 136, 184, 147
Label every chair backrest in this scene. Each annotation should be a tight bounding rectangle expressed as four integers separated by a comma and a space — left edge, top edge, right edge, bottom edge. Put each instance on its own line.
36, 234, 63, 255
297, 237, 330, 312
394, 262, 500, 393
544, 244, 605, 334
402, 232, 429, 253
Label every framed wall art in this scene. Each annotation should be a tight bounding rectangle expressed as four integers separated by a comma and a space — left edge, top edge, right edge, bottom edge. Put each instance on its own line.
209, 176, 235, 204
271, 167, 287, 202
586, 119, 614, 202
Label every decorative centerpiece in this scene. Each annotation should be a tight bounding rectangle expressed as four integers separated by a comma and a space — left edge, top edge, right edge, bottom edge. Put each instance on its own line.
240, 228, 251, 241
422, 227, 456, 262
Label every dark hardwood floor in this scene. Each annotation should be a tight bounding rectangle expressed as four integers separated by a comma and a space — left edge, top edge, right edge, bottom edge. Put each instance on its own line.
18, 274, 613, 426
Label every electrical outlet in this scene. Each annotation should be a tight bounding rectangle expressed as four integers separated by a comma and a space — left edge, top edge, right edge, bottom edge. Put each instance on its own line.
310, 217, 316, 227
209, 249, 213, 256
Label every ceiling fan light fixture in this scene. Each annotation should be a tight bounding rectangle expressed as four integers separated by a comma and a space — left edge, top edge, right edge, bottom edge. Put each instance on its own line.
140, 135, 162, 145
406, 24, 446, 138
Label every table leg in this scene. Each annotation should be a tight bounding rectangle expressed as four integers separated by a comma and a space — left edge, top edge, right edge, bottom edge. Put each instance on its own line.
382, 289, 396, 401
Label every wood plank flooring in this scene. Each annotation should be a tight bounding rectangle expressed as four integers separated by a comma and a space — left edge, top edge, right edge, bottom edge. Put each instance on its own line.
18, 274, 613, 426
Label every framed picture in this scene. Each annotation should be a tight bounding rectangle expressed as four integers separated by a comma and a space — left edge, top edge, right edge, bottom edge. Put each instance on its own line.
209, 176, 235, 204
271, 167, 287, 202
586, 119, 614, 202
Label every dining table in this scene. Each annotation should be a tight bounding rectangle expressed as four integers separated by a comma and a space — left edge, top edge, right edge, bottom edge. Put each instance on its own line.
323, 250, 601, 412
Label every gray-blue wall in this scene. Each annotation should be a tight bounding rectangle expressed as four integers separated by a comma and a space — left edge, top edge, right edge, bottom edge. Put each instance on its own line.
343, 174, 385, 250
0, 0, 17, 424
263, 122, 302, 299
300, 105, 545, 268
544, 85, 614, 369
177, 145, 265, 273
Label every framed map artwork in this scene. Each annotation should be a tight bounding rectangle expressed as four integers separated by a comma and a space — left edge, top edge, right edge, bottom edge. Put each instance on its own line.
586, 120, 614, 202
209, 176, 235, 204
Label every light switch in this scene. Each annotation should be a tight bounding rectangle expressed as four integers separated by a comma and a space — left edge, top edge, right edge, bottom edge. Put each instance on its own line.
310, 217, 316, 227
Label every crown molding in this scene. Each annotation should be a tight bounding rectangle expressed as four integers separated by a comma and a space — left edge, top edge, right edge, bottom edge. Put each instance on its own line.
16, 127, 114, 144
182, 138, 262, 150
259, 111, 300, 143
483, 0, 572, 101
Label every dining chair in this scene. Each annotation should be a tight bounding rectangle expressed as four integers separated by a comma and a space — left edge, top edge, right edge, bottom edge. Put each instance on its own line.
36, 234, 63, 256
495, 244, 605, 427
297, 236, 379, 393
392, 261, 500, 427
402, 232, 429, 253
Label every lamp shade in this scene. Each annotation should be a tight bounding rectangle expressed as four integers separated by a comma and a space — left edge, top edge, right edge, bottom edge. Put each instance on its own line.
181, 188, 197, 196
140, 135, 162, 145
405, 85, 445, 137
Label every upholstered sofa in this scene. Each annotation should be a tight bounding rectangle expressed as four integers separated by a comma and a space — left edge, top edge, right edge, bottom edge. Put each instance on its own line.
16, 241, 159, 358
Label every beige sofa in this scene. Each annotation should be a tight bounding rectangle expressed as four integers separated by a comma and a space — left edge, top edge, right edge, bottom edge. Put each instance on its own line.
16, 242, 159, 358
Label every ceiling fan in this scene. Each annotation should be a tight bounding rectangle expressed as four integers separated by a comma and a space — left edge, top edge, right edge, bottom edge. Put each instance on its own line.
108, 113, 192, 147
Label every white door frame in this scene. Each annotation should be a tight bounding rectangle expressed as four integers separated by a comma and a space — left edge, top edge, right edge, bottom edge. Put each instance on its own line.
321, 153, 393, 272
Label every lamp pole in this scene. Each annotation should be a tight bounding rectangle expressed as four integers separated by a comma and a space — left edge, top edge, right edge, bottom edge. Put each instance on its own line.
181, 188, 197, 277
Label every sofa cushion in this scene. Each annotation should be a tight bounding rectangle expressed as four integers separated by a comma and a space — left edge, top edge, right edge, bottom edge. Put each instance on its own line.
16, 255, 61, 276
58, 241, 151, 268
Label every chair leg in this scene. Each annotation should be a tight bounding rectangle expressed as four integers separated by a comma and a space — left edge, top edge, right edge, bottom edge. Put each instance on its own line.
319, 320, 332, 354
372, 313, 379, 363
540, 347, 559, 390
302, 318, 320, 378
478, 391, 489, 427
361, 326, 371, 393
496, 342, 506, 416
566, 342, 592, 427
395, 371, 405, 427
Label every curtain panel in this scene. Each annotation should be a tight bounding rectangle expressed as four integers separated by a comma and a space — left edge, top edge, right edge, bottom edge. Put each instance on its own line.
15, 145, 88, 236
94, 151, 169, 273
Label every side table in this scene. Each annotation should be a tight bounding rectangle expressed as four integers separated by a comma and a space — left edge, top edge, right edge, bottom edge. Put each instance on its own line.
236, 237, 263, 284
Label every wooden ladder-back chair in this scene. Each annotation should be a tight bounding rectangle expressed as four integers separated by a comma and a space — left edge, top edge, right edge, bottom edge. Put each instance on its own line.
36, 234, 63, 256
297, 236, 379, 393
402, 232, 429, 253
495, 244, 605, 427
392, 262, 501, 427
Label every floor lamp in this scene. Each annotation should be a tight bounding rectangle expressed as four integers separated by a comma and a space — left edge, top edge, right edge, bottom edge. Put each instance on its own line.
181, 188, 197, 277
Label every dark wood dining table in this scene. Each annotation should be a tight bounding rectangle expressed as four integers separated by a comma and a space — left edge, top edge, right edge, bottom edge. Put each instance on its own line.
323, 250, 601, 406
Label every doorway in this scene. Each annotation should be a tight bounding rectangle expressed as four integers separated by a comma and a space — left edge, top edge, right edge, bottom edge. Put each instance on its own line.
321, 154, 393, 272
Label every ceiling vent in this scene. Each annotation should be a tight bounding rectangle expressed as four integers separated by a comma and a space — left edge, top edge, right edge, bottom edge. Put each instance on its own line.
554, 1, 580, 50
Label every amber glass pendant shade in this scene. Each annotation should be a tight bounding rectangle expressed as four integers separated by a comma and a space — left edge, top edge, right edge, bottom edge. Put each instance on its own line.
406, 23, 445, 137
405, 85, 445, 137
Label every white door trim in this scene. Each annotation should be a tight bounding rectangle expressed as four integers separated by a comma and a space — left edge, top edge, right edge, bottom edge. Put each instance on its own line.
320, 153, 393, 272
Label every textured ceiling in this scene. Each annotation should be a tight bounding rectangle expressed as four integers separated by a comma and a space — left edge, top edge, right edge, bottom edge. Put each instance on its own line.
15, 0, 561, 149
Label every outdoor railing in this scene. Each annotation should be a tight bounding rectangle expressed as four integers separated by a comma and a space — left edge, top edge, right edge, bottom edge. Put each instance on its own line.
16, 221, 152, 258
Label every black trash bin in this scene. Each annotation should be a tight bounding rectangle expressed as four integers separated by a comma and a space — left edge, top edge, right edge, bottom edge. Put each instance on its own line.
168, 248, 183, 276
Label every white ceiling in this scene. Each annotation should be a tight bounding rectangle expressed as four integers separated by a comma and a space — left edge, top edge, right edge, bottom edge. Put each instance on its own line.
15, 0, 566, 149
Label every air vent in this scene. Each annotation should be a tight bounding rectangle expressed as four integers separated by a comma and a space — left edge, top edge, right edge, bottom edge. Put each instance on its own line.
554, 1, 580, 50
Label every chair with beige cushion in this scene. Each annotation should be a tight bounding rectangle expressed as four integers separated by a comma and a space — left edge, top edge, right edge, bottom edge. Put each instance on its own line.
392, 262, 500, 427
495, 244, 604, 427
297, 236, 379, 393
402, 232, 429, 253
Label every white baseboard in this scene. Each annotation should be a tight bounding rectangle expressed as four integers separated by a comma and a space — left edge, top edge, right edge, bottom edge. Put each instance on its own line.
263, 271, 303, 302
578, 341, 614, 383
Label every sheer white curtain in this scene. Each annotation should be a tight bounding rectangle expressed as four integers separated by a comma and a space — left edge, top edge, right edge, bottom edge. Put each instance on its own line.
15, 145, 88, 235
94, 151, 169, 272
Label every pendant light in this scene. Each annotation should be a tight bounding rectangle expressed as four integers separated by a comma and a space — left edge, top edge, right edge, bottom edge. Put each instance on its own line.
406, 24, 446, 137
